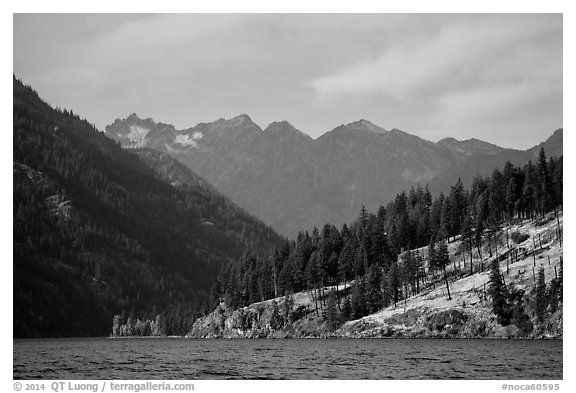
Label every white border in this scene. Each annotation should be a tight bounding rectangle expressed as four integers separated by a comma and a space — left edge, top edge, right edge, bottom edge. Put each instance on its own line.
3, 1, 572, 391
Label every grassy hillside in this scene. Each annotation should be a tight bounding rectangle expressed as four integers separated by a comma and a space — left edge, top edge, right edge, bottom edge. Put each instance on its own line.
189, 212, 563, 339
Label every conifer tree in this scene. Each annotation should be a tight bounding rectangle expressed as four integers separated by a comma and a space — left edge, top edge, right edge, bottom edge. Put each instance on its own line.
488, 260, 511, 326
509, 289, 533, 336
460, 215, 474, 270
153, 314, 164, 336
269, 301, 284, 331
474, 219, 484, 260
448, 178, 467, 238
306, 251, 320, 316
325, 291, 340, 331
366, 264, 383, 313
388, 261, 401, 307
338, 239, 355, 291
282, 293, 294, 323
430, 240, 451, 300
351, 280, 367, 319
341, 296, 352, 322
427, 241, 436, 283
535, 266, 547, 324
112, 315, 121, 337
537, 148, 552, 215
546, 278, 560, 314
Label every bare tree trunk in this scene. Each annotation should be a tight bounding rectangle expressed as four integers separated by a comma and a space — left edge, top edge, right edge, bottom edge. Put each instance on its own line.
336, 282, 341, 311
443, 267, 451, 300
494, 237, 498, 255
311, 286, 319, 317
470, 245, 474, 275
403, 283, 408, 313
272, 264, 278, 299
539, 233, 543, 250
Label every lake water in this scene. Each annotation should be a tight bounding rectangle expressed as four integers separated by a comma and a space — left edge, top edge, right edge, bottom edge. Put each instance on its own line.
13, 338, 562, 380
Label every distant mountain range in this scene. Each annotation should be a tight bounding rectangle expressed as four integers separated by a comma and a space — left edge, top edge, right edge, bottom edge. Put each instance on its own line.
13, 78, 282, 337
106, 114, 562, 237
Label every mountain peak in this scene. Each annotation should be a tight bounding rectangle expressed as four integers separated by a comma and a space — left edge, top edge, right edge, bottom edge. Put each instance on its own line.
437, 136, 504, 156
389, 128, 407, 134
264, 121, 312, 141
323, 119, 387, 140
266, 120, 294, 131
229, 114, 254, 126
127, 113, 141, 121
346, 119, 387, 134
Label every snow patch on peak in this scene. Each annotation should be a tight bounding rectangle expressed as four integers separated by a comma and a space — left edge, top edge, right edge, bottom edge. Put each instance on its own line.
174, 133, 201, 147
127, 125, 150, 147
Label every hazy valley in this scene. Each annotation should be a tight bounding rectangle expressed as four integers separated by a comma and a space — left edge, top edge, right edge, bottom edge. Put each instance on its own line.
106, 114, 562, 237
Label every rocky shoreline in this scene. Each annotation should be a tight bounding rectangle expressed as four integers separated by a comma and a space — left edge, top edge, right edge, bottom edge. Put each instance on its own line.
187, 300, 562, 340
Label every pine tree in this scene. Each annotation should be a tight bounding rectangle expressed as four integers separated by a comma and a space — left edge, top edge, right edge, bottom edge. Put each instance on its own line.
341, 296, 352, 321
282, 293, 294, 323
505, 177, 517, 221
351, 280, 367, 319
448, 178, 467, 238
325, 290, 340, 331
366, 264, 383, 313
460, 215, 474, 271
271, 249, 283, 298
523, 160, 538, 219
546, 278, 560, 314
306, 251, 320, 316
125, 317, 135, 336
269, 301, 284, 331
338, 238, 355, 292
152, 314, 164, 336
474, 218, 484, 260
401, 249, 419, 296
431, 240, 452, 300
537, 148, 552, 215
439, 240, 452, 299
388, 261, 401, 307
427, 241, 436, 284
535, 267, 547, 324
488, 260, 511, 326
509, 289, 533, 336
112, 315, 121, 337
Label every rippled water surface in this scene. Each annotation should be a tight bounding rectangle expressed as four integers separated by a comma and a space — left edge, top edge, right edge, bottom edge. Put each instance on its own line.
14, 338, 562, 379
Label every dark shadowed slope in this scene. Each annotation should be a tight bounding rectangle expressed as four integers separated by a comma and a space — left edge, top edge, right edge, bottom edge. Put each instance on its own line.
13, 77, 283, 337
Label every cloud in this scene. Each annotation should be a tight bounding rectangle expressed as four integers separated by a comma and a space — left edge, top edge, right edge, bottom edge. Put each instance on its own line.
309, 14, 561, 102
13, 14, 562, 148
437, 80, 559, 125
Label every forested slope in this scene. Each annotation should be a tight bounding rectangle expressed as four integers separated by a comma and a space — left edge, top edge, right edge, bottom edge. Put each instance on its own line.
188, 152, 562, 338
13, 77, 282, 337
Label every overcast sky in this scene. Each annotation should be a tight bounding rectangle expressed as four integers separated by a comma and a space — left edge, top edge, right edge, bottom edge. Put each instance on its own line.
13, 13, 562, 149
